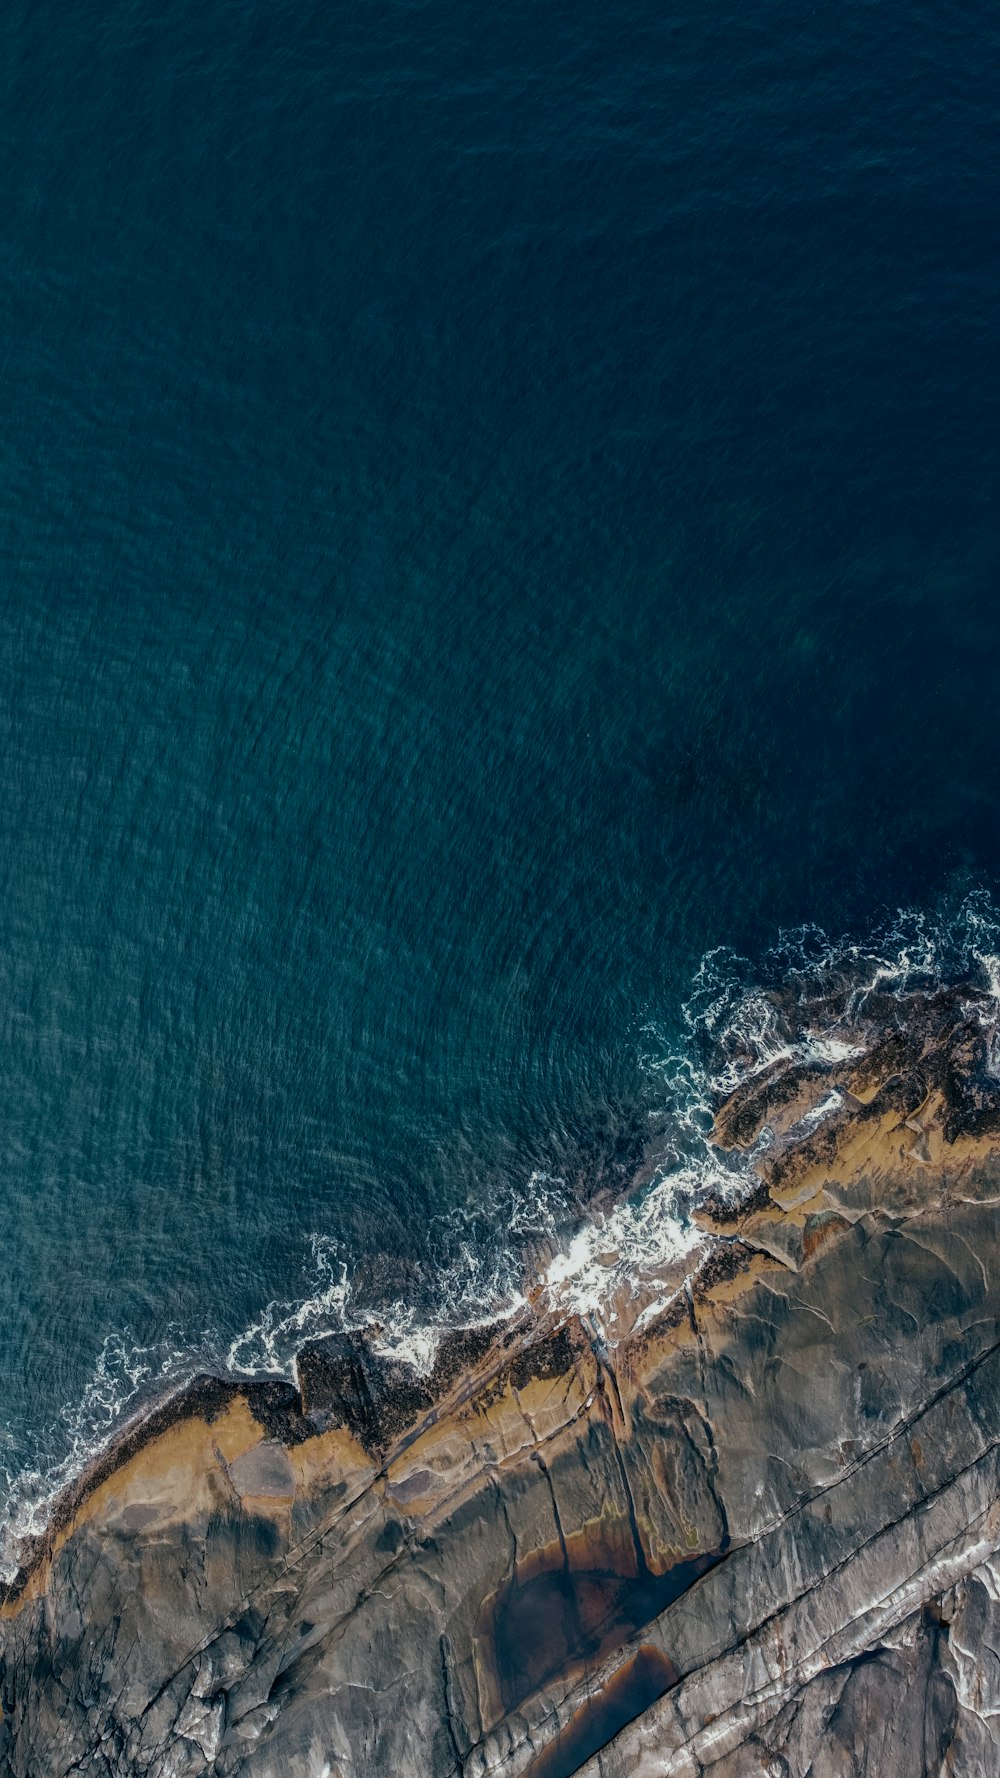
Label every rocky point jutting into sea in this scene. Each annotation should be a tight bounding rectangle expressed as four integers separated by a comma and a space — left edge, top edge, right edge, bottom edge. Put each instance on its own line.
5, 965, 1000, 1776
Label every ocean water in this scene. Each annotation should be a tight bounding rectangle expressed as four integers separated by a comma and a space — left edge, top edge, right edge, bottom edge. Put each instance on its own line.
0, 0, 999, 1552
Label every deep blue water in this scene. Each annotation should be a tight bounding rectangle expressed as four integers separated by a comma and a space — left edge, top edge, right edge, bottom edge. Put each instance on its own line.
0, 0, 999, 1533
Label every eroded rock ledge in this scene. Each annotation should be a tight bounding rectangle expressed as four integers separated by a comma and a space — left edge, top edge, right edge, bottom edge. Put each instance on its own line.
4, 982, 1000, 1775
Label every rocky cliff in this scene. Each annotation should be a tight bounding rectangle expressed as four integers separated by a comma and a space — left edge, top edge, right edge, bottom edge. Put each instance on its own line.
4, 980, 1000, 1776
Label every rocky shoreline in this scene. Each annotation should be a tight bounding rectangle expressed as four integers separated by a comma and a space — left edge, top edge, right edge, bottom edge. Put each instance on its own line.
4, 977, 1000, 1774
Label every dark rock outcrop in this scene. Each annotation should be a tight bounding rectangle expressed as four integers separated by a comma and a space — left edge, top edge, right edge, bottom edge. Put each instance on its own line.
4, 980, 1000, 1775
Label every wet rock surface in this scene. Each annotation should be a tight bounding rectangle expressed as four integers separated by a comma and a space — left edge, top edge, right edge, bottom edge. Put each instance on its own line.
5, 982, 1000, 1774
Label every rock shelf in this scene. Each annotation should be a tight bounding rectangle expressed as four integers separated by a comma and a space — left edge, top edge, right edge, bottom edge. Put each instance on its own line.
4, 981, 1000, 1774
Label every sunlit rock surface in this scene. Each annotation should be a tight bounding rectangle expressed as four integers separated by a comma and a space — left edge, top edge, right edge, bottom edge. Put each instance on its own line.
4, 983, 1000, 1775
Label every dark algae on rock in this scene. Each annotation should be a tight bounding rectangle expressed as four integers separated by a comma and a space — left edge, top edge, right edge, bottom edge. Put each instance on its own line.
6, 979, 1000, 1773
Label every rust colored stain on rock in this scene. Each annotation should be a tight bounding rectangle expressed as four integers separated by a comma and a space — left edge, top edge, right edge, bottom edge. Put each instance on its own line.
481, 1523, 725, 1717
519, 1645, 677, 1778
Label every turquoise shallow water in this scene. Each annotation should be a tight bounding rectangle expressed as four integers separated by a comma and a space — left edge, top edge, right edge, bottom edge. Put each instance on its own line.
0, 0, 999, 1542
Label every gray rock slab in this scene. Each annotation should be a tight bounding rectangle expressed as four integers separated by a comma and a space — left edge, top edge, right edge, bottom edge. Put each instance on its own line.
228, 1441, 295, 1501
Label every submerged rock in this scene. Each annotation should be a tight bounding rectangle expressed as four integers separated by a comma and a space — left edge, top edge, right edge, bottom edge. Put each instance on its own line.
4, 981, 1000, 1774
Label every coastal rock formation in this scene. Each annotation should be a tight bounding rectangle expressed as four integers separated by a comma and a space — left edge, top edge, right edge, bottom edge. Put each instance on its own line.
5, 982, 1000, 1774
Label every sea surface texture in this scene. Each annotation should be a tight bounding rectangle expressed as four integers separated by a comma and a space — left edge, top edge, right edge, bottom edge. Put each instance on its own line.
0, 0, 997, 1548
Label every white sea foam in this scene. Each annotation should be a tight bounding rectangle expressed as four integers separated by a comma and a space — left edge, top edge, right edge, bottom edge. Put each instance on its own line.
787, 1088, 844, 1138
682, 892, 1000, 1097
0, 1328, 202, 1582
5, 892, 1000, 1581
